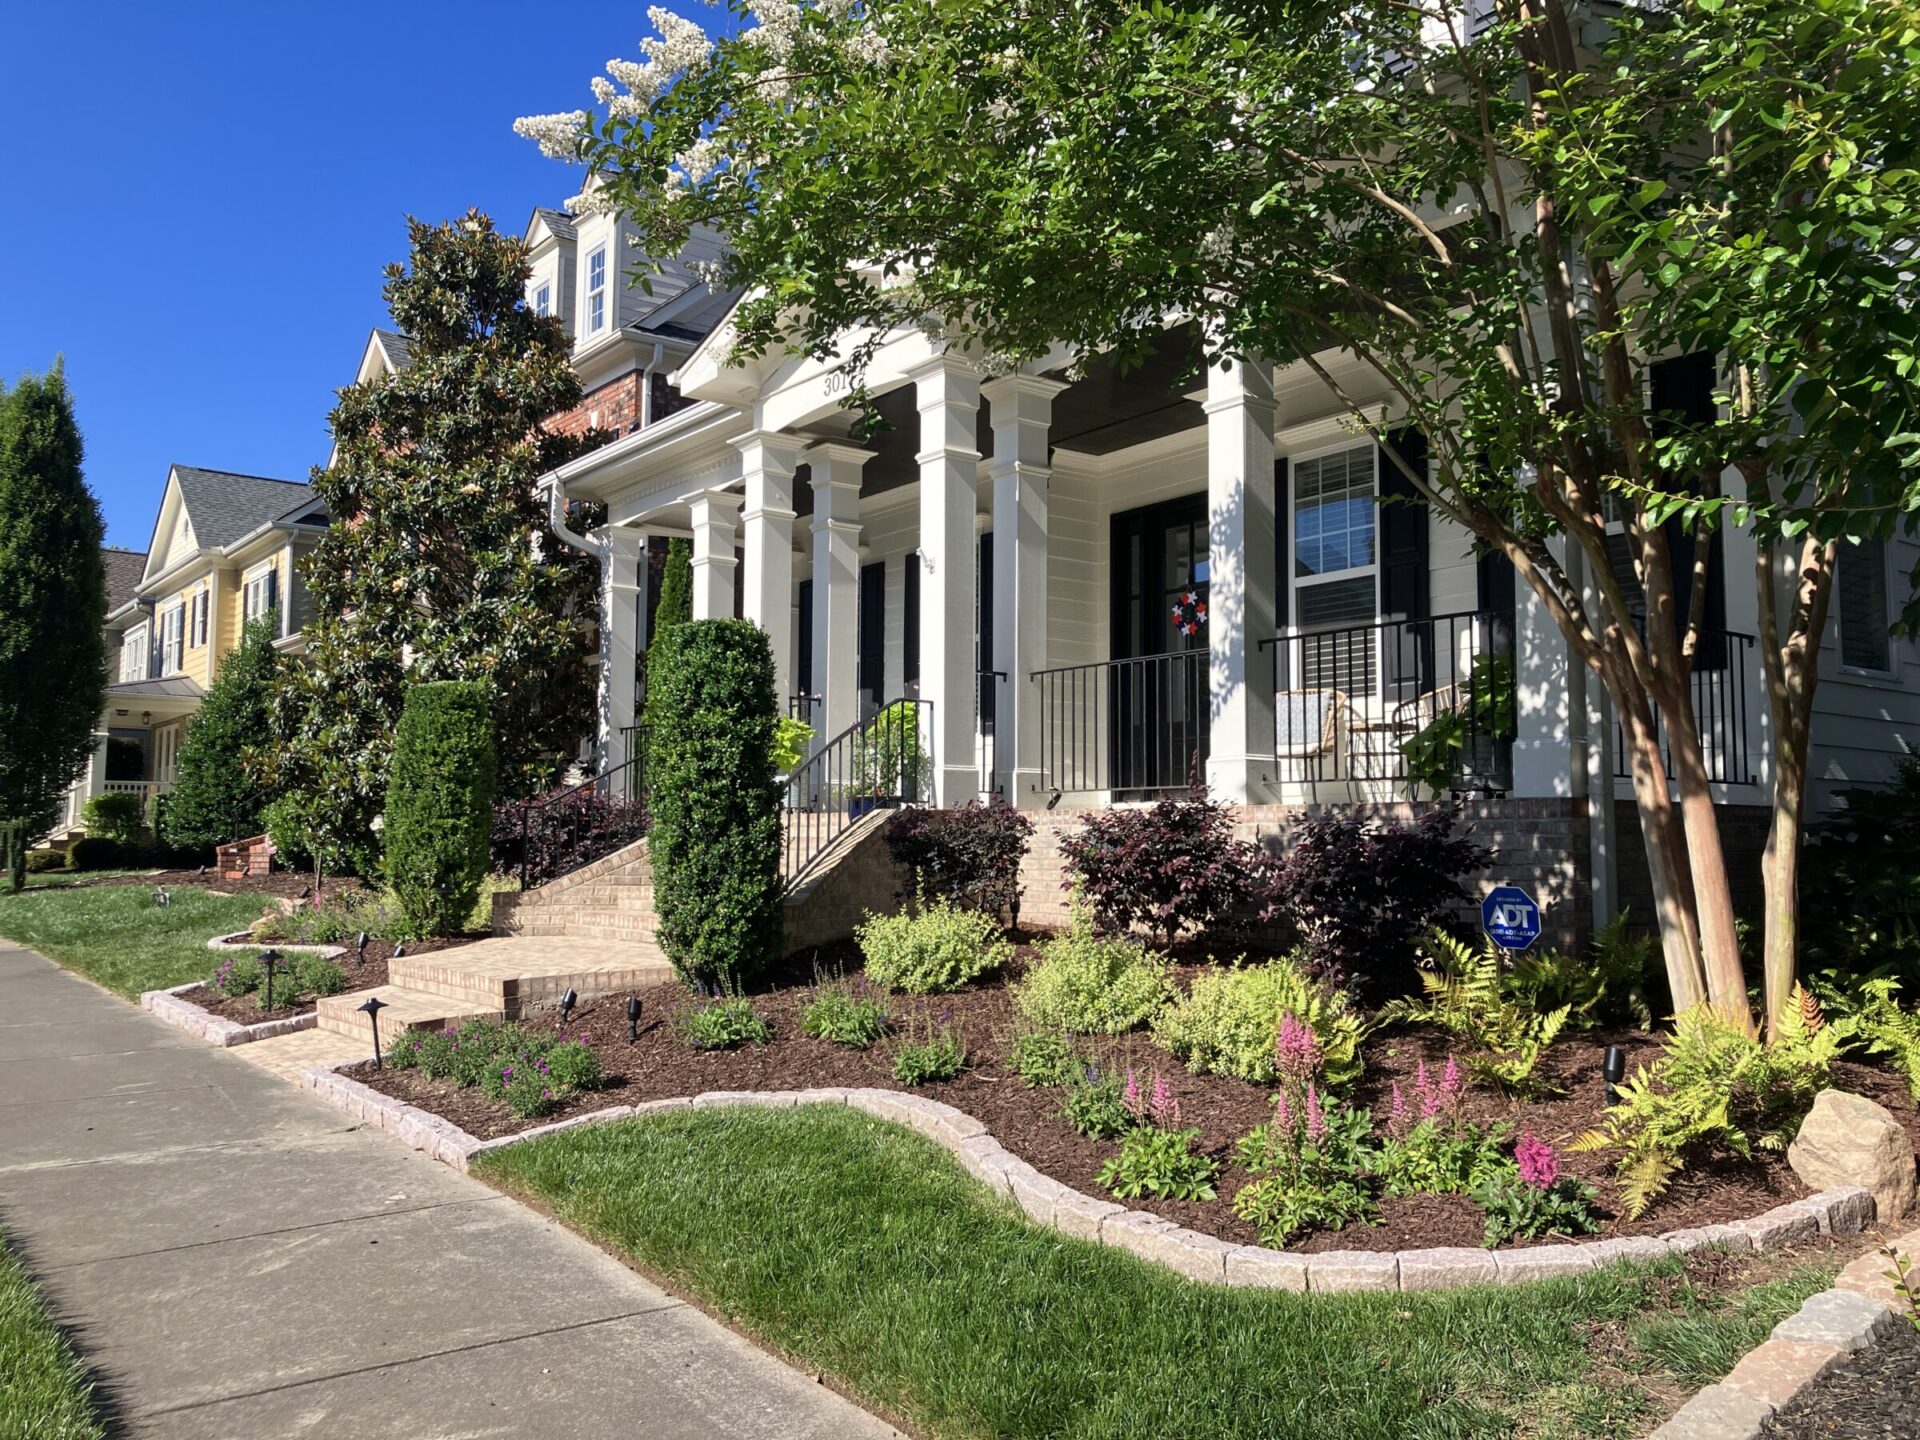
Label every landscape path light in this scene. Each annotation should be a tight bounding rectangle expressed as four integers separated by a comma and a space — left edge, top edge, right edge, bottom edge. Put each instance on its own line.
358, 995, 389, 1068
260, 949, 281, 1012
559, 987, 578, 1030
1602, 1044, 1627, 1105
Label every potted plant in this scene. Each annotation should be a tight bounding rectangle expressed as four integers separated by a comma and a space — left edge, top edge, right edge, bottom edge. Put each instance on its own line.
849, 701, 929, 818
1400, 652, 1516, 796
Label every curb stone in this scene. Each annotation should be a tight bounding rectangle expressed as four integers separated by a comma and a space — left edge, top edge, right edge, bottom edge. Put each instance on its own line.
288, 1066, 1880, 1297
141, 982, 317, 1047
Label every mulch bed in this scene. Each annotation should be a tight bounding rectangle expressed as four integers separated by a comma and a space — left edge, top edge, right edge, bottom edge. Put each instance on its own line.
1758, 1318, 1920, 1439
176, 937, 470, 1024
82, 870, 365, 901
348, 942, 1920, 1255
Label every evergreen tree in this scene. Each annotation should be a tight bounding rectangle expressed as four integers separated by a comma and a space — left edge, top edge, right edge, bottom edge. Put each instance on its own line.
160, 613, 282, 852
268, 211, 607, 873
642, 537, 691, 733
0, 365, 106, 892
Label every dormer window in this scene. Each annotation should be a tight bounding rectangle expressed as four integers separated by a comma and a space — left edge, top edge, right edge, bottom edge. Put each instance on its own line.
587, 247, 607, 333
535, 282, 552, 317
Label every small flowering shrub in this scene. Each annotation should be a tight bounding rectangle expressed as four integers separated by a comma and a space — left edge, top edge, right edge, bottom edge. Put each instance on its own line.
1232, 1081, 1377, 1246
1059, 1073, 1132, 1139
1152, 955, 1366, 1087
1013, 907, 1173, 1035
386, 1019, 604, 1120
212, 952, 264, 998
1369, 1058, 1511, 1197
681, 990, 775, 1051
890, 1011, 968, 1085
292, 953, 348, 998
856, 897, 1012, 993
1009, 1028, 1085, 1088
800, 974, 890, 1048
209, 949, 346, 1006
1097, 1126, 1220, 1202
1474, 1133, 1602, 1247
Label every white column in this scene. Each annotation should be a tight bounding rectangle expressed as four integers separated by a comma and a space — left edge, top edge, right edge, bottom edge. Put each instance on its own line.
688, 490, 742, 621
806, 444, 870, 743
598, 526, 646, 771
735, 430, 805, 702
911, 355, 983, 808
981, 374, 1066, 807
1513, 531, 1576, 797
1203, 356, 1278, 803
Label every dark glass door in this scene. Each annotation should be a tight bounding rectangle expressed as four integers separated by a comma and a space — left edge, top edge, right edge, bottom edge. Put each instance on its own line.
1110, 496, 1210, 793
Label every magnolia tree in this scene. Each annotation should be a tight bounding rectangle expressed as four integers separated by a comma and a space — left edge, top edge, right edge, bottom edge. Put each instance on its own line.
518, 0, 1920, 1036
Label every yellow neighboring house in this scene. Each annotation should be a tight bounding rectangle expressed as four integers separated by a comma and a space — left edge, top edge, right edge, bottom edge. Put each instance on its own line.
53, 465, 328, 840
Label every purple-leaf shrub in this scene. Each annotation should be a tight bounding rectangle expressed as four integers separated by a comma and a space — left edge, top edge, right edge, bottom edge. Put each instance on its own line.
884, 799, 1035, 920
1266, 806, 1491, 991
491, 787, 649, 887
1058, 784, 1275, 949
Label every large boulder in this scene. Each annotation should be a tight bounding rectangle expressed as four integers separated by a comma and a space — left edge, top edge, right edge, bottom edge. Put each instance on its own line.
1788, 1089, 1916, 1222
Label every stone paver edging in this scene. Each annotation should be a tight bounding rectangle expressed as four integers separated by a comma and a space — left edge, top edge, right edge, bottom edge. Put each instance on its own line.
1649, 1226, 1920, 1439
295, 1066, 1880, 1295
142, 982, 317, 1047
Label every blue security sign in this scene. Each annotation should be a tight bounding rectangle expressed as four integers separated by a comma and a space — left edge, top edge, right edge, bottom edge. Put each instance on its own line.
1482, 885, 1543, 951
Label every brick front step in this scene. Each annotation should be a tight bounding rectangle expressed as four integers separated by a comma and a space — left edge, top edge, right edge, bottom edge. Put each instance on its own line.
385, 938, 675, 1019
315, 985, 500, 1043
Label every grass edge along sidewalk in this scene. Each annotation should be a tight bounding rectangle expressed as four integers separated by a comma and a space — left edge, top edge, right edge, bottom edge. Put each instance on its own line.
0, 1232, 105, 1440
0, 885, 266, 998
474, 1103, 1832, 1440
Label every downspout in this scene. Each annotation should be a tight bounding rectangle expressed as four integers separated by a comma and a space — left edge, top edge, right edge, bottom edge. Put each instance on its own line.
638, 342, 665, 430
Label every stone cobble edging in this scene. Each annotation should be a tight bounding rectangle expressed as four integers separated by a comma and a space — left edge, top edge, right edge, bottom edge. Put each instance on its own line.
203, 933, 345, 956
1649, 1226, 1920, 1439
141, 982, 317, 1047
292, 1068, 1880, 1295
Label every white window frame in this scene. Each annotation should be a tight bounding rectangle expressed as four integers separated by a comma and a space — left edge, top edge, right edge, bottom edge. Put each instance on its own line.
122, 622, 150, 682
160, 603, 185, 674
534, 280, 551, 317
1286, 439, 1383, 701
243, 561, 280, 624
1837, 536, 1897, 678
586, 246, 607, 334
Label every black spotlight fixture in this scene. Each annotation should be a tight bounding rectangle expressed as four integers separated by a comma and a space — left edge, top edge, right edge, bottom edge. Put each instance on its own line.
1601, 1044, 1627, 1104
559, 987, 578, 1029
197, 863, 208, 878
390, 942, 405, 960
354, 930, 369, 963
358, 995, 389, 1068
626, 995, 641, 1046
260, 949, 281, 1011
297, 884, 312, 900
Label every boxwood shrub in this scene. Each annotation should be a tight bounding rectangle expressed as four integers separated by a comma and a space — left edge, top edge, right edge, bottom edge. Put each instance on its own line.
384, 681, 497, 937
646, 620, 782, 986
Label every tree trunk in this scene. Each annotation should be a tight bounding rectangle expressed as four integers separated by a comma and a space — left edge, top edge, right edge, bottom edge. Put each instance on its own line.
3, 822, 22, 895
1760, 745, 1807, 1041
1613, 678, 1710, 1014
1664, 707, 1751, 1030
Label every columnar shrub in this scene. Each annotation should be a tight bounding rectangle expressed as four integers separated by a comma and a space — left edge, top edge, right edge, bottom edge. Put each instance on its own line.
161, 614, 281, 850
384, 682, 497, 936
883, 799, 1034, 918
646, 620, 782, 986
1057, 784, 1272, 949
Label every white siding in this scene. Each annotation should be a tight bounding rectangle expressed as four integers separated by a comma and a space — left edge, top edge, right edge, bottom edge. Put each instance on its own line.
1807, 531, 1920, 807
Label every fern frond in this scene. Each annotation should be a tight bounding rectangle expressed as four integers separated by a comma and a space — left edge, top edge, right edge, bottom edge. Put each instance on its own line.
1615, 1149, 1681, 1220
1568, 1128, 1613, 1154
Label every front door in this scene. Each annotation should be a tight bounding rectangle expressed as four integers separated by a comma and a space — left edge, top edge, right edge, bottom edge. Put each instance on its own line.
1110, 496, 1210, 793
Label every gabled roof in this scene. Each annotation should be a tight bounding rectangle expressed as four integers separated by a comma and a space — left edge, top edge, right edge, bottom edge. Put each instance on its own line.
168, 467, 314, 550
370, 329, 412, 372
526, 207, 577, 245
102, 548, 147, 613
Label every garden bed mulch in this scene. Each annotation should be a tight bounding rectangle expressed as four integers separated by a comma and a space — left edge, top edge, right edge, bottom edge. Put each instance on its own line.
1756, 1319, 1920, 1440
87, 869, 366, 901
347, 942, 1920, 1255
176, 937, 468, 1024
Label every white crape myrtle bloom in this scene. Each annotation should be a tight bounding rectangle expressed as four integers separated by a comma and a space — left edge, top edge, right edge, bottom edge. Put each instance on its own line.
674, 135, 726, 187
744, 0, 803, 61
513, 110, 589, 161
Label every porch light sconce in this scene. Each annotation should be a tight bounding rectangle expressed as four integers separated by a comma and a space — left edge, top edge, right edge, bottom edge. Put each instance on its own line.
559, 987, 578, 1029
1601, 1045, 1627, 1104
626, 995, 641, 1046
141, 711, 151, 726
260, 949, 281, 1012
358, 995, 389, 1068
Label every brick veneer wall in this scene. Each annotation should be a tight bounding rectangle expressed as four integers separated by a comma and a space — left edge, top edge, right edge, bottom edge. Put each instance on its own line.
547, 370, 644, 440
1612, 799, 1769, 929
783, 812, 913, 953
1014, 798, 1597, 953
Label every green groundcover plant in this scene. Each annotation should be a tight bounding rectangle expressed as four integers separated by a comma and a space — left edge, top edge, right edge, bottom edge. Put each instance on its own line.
387, 1016, 602, 1120
856, 896, 1010, 994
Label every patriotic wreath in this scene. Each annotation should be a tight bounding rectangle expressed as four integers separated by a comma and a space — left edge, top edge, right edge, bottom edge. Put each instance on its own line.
1170, 589, 1207, 638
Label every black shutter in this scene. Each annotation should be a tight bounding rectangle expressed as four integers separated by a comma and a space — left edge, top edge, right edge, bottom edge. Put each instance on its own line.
1274, 456, 1290, 629
977, 534, 995, 725
1649, 351, 1727, 668
903, 551, 921, 688
858, 560, 886, 716
1379, 428, 1431, 697
796, 579, 813, 699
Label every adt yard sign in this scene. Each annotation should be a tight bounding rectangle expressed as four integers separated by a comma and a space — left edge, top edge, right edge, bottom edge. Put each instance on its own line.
1482, 886, 1542, 951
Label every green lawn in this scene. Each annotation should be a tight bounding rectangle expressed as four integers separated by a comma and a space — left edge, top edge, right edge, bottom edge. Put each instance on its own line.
0, 884, 267, 997
18, 868, 159, 890
0, 1234, 104, 1440
475, 1105, 1831, 1440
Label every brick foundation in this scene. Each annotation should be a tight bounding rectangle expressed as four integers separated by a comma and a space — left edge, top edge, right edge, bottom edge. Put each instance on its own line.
1613, 799, 1769, 927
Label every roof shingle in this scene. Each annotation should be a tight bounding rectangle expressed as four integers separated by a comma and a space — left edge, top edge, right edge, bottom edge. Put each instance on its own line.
171, 466, 314, 550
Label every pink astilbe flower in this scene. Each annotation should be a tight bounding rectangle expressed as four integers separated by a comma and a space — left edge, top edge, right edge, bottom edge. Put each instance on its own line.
1515, 1131, 1560, 1190
1274, 1089, 1293, 1135
1442, 1054, 1465, 1101
1415, 1060, 1442, 1119
1148, 1070, 1180, 1129
1123, 1067, 1145, 1124
1388, 1081, 1409, 1136
1274, 1012, 1323, 1085
1305, 1082, 1328, 1143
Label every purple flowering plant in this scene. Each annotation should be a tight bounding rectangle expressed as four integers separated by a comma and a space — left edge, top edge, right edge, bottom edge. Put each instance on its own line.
1473, 1132, 1602, 1247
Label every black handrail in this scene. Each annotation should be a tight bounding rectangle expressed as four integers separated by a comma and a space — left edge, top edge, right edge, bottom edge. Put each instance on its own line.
1613, 630, 1756, 785
781, 697, 931, 888
503, 741, 649, 891
1031, 649, 1208, 796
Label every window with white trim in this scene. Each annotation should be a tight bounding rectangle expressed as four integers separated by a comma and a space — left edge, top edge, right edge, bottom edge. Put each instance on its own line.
586, 247, 607, 333
1291, 442, 1379, 690
243, 564, 280, 623
122, 623, 150, 682
160, 604, 185, 674
1838, 537, 1892, 673
189, 589, 209, 648
534, 281, 551, 317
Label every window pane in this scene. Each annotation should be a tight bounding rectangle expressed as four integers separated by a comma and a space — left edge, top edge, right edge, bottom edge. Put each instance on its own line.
1839, 538, 1891, 670
1297, 573, 1375, 627
1294, 444, 1375, 578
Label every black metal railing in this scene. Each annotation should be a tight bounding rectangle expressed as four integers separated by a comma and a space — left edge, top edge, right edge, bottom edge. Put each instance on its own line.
1613, 631, 1756, 785
496, 742, 650, 891
1264, 610, 1516, 793
781, 697, 932, 887
978, 670, 1005, 799
1032, 649, 1209, 796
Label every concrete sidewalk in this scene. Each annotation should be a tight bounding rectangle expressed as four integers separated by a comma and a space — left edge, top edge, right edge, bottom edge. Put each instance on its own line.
0, 943, 898, 1439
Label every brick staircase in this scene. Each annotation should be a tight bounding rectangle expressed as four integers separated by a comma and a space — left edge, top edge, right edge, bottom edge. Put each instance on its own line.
491, 840, 661, 948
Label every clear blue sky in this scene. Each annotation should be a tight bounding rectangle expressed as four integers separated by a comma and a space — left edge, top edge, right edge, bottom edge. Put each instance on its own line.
0, 3, 704, 551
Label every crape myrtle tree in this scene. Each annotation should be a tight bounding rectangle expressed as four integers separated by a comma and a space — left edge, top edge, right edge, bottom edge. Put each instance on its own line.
0, 366, 106, 891
269, 212, 608, 874
515, 0, 1920, 1038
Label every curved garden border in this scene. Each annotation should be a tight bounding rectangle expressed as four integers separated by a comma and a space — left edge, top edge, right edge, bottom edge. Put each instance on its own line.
294, 1065, 1884, 1294
137, 936, 346, 1047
